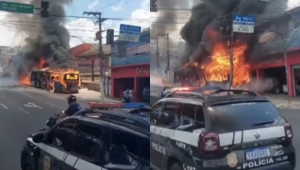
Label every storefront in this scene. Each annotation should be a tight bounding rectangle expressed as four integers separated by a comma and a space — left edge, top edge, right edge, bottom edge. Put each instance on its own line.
111, 63, 150, 102
251, 50, 300, 97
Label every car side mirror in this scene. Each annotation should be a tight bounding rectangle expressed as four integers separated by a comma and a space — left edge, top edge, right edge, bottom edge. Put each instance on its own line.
32, 133, 44, 143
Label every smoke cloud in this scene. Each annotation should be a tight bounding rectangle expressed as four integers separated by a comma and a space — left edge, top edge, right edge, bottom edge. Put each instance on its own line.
180, 0, 287, 66
11, 0, 76, 78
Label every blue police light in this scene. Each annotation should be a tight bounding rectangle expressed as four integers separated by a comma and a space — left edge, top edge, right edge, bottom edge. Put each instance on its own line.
123, 103, 147, 108
88, 102, 147, 109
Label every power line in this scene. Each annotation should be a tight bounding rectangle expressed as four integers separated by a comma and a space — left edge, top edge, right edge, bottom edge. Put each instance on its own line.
156, 8, 192, 11
101, 0, 134, 12
98, 0, 122, 10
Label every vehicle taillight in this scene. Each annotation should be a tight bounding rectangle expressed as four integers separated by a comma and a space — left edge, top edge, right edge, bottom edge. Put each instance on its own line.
199, 132, 220, 153
284, 123, 293, 139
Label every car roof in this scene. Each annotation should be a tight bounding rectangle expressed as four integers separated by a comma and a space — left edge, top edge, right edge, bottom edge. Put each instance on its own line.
156, 89, 270, 107
73, 109, 150, 136
205, 95, 269, 106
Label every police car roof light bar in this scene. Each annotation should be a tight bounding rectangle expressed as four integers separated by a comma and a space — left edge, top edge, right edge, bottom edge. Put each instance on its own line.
88, 102, 147, 109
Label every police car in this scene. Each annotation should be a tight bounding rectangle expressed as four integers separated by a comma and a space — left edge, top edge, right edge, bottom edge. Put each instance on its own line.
150, 89, 295, 170
21, 103, 150, 170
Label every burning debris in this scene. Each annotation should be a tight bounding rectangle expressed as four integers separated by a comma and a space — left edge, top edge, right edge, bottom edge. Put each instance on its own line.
10, 0, 77, 85
178, 0, 287, 87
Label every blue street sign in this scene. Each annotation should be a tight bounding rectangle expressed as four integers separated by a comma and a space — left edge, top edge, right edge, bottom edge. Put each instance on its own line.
232, 15, 255, 33
119, 24, 142, 42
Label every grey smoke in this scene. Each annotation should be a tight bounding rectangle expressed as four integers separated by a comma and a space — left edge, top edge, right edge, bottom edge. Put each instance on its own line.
180, 0, 287, 66
12, 0, 76, 78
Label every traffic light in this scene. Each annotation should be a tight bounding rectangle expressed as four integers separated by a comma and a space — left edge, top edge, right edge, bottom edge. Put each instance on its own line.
106, 29, 114, 45
150, 0, 157, 12
41, 1, 49, 18
220, 20, 231, 37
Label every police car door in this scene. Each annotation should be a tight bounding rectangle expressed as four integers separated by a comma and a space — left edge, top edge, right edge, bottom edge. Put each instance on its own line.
69, 121, 111, 170
37, 119, 79, 170
157, 101, 182, 170
150, 101, 165, 169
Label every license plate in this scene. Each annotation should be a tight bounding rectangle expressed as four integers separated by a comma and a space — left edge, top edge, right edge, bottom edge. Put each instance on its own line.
245, 147, 270, 160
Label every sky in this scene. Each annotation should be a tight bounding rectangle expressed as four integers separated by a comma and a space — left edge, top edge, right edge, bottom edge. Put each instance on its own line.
0, 0, 299, 48
0, 0, 150, 48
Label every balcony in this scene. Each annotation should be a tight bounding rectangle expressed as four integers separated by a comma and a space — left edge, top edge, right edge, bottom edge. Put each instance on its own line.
111, 54, 150, 67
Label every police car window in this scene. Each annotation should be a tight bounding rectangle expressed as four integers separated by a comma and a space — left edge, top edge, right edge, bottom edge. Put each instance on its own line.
208, 102, 284, 133
181, 104, 204, 122
161, 102, 180, 127
72, 123, 110, 162
150, 103, 163, 124
46, 120, 78, 151
110, 130, 143, 166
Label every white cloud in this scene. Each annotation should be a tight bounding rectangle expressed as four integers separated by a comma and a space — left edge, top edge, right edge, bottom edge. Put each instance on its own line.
65, 18, 98, 47
111, 5, 124, 11
88, 0, 99, 10
67, 0, 150, 47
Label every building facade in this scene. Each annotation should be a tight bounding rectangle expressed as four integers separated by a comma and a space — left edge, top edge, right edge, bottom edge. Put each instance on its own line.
69, 44, 111, 96
111, 28, 150, 101
250, 7, 300, 97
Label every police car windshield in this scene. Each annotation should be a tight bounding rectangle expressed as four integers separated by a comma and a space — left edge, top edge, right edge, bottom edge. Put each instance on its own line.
208, 101, 284, 133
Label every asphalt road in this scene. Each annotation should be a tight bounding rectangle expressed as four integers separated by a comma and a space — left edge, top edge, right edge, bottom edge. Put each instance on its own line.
0, 86, 92, 170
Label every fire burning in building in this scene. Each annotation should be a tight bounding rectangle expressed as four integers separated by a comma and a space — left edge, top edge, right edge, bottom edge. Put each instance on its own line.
172, 0, 287, 88
201, 41, 250, 87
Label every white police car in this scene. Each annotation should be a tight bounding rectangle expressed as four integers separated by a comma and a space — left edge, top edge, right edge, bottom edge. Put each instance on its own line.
21, 103, 150, 170
150, 89, 296, 170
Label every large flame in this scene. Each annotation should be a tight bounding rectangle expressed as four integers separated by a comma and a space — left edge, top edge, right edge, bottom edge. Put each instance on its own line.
19, 58, 81, 89
203, 41, 250, 86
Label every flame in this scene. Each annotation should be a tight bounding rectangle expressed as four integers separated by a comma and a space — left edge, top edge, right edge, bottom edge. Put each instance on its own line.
203, 42, 250, 86
20, 76, 30, 86
19, 58, 81, 90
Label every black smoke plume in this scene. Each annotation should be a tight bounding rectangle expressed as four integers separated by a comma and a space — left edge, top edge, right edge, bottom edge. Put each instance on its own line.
180, 0, 287, 65
13, 0, 76, 78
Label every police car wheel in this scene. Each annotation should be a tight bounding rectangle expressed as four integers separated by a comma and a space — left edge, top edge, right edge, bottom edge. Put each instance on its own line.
21, 155, 32, 170
170, 162, 183, 170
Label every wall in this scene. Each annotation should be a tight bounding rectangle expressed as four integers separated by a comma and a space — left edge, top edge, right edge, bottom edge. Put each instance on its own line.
111, 30, 150, 67
111, 64, 150, 79
251, 9, 300, 59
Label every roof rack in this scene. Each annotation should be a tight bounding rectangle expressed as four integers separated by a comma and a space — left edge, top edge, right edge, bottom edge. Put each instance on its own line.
164, 88, 258, 100
165, 91, 205, 100
208, 89, 258, 97
88, 102, 148, 110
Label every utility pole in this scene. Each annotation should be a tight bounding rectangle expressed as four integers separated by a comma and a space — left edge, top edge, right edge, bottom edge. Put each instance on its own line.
156, 38, 159, 68
229, 28, 234, 89
83, 11, 107, 101
166, 34, 170, 72
157, 34, 170, 81
220, 20, 234, 89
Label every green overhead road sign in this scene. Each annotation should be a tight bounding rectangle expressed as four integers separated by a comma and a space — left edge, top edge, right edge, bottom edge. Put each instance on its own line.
0, 1, 34, 14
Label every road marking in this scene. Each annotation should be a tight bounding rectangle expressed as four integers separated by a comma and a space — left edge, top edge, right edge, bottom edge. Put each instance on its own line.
24, 102, 43, 109
0, 103, 8, 109
16, 91, 63, 109
10, 103, 29, 114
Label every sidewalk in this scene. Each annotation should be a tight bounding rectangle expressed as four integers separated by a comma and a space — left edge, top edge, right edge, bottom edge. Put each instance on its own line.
265, 94, 300, 109
74, 89, 121, 103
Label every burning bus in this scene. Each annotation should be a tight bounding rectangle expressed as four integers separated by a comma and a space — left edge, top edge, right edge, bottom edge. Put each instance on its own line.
30, 69, 81, 93
29, 68, 80, 93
